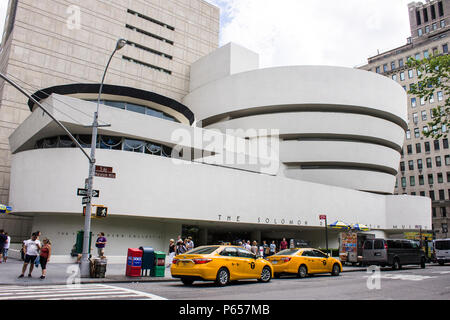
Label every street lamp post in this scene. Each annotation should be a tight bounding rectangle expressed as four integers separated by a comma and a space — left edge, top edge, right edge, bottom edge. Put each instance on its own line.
79, 38, 127, 278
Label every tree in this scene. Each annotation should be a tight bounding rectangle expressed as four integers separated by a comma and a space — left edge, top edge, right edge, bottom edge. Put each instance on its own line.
407, 53, 450, 139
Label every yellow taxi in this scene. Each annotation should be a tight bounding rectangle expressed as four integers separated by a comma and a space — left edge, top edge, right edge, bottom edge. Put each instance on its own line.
170, 245, 273, 286
266, 248, 342, 278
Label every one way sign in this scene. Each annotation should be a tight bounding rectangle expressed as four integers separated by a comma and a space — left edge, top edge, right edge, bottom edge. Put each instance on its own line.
77, 188, 100, 198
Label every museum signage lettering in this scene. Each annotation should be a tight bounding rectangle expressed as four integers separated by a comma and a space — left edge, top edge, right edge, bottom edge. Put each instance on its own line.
217, 215, 308, 226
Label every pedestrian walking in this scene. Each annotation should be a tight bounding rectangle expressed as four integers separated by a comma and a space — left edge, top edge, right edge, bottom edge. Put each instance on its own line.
280, 238, 288, 251
245, 240, 251, 252
186, 236, 194, 251
262, 240, 269, 257
0, 230, 7, 263
167, 239, 176, 268
39, 238, 51, 279
269, 241, 277, 256
3, 232, 10, 263
19, 233, 41, 278
251, 241, 258, 255
176, 239, 187, 254
95, 232, 107, 258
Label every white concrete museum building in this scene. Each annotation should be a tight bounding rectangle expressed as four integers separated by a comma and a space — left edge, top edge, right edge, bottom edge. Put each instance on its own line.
8, 43, 431, 262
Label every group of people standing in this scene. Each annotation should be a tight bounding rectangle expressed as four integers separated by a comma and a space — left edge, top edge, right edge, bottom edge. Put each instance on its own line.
167, 236, 194, 267
18, 231, 52, 279
239, 238, 289, 257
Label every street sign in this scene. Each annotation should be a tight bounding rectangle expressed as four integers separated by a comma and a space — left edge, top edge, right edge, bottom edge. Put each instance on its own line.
77, 188, 99, 198
319, 214, 327, 220
82, 196, 90, 205
95, 165, 113, 173
95, 172, 116, 179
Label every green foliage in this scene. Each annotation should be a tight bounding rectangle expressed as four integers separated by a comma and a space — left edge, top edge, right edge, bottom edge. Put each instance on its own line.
407, 54, 450, 139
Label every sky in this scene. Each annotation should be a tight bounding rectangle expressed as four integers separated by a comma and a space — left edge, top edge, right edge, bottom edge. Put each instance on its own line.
0, 0, 413, 67
204, 0, 413, 68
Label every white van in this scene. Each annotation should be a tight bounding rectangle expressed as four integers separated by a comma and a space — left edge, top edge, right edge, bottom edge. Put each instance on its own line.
433, 239, 450, 265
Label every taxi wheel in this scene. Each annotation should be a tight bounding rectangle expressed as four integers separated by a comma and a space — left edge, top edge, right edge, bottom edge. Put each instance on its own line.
297, 265, 308, 278
258, 266, 272, 283
181, 278, 194, 286
215, 267, 230, 287
331, 264, 340, 276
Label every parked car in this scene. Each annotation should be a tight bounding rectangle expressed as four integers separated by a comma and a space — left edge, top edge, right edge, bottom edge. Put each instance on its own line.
266, 248, 342, 278
362, 239, 426, 270
433, 238, 450, 265
171, 245, 273, 286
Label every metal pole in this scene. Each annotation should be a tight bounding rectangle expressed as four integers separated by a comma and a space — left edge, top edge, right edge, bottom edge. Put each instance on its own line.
80, 39, 126, 277
325, 217, 329, 256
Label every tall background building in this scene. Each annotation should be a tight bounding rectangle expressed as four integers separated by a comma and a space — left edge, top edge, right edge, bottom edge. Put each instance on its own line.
361, 0, 450, 239
0, 0, 219, 239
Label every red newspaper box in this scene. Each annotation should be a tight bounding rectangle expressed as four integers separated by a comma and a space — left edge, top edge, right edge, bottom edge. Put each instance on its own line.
126, 248, 143, 277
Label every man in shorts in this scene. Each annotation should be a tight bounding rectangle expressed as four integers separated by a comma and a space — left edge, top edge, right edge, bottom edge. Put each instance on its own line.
19, 233, 41, 278
3, 232, 10, 263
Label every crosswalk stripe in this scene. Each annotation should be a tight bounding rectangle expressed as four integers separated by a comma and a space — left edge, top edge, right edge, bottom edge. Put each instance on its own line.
0, 284, 167, 300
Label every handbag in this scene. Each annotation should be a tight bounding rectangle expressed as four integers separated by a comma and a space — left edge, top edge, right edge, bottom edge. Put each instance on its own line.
35, 255, 40, 267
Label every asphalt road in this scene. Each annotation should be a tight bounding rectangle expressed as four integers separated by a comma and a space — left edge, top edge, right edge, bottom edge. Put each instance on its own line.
115, 264, 450, 300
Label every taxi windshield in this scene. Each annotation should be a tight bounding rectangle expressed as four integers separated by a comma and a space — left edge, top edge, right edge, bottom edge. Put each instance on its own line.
274, 249, 299, 256
185, 246, 219, 255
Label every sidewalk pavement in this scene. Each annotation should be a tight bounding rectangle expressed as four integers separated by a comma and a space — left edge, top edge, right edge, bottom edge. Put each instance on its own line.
0, 258, 367, 286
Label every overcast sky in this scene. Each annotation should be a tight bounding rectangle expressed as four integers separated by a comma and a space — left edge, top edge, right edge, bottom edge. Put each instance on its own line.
0, 0, 413, 67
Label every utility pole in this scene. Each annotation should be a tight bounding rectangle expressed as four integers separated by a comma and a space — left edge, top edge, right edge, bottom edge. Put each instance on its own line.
79, 38, 127, 278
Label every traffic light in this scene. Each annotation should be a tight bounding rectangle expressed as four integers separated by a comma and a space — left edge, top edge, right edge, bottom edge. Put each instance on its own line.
95, 206, 108, 218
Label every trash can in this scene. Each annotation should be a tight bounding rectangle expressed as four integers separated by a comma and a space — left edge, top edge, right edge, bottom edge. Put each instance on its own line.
126, 248, 143, 277
75, 231, 92, 254
151, 251, 166, 277
139, 246, 155, 276
90, 258, 107, 278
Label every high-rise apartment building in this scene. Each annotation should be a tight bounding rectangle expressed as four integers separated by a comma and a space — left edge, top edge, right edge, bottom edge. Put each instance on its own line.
360, 0, 450, 239
0, 0, 219, 205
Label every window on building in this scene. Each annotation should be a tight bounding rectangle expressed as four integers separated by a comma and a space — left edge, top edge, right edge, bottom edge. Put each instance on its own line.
416, 143, 422, 153
442, 207, 447, 217
446, 155, 450, 165
400, 72, 405, 81
441, 20, 446, 28
408, 69, 414, 78
439, 189, 445, 199
425, 141, 431, 152
447, 172, 450, 182
399, 59, 404, 68
438, 1, 444, 17
432, 22, 438, 30
392, 74, 397, 81
437, 156, 442, 167
406, 130, 411, 139
438, 91, 444, 101
376, 66, 381, 73
424, 50, 430, 59
425, 25, 430, 33
407, 144, 413, 154
430, 190, 435, 200
418, 28, 423, 37
444, 138, 449, 149
391, 61, 396, 70
427, 157, 433, 168
438, 173, 444, 184
401, 177, 407, 188
421, 110, 427, 121
420, 97, 425, 105
383, 64, 388, 72
413, 113, 419, 124
430, 94, 435, 103
410, 176, 416, 187
419, 175, 425, 185
432, 207, 437, 217
409, 160, 415, 170
415, 53, 421, 60
423, 8, 429, 22
411, 97, 417, 107
434, 140, 440, 151
424, 126, 429, 134
418, 159, 423, 169
414, 128, 420, 138
431, 4, 437, 19
416, 10, 422, 25
400, 161, 405, 172
443, 44, 449, 53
